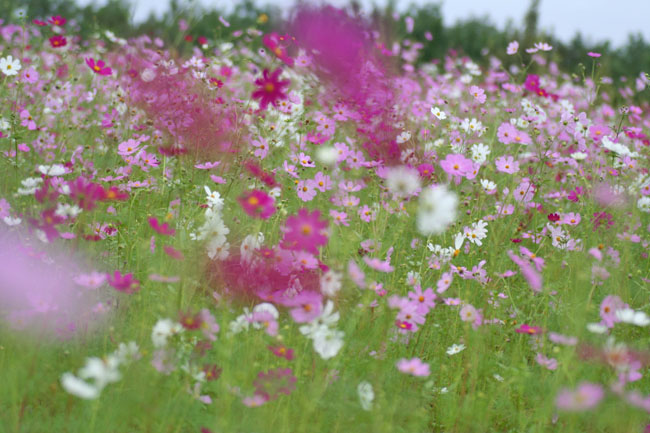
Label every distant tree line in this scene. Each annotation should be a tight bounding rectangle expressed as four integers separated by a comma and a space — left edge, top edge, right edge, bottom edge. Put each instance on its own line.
3, 0, 649, 90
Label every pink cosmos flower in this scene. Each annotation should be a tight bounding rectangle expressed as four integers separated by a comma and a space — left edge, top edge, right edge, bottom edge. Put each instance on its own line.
460, 304, 482, 328
20, 110, 36, 130
548, 332, 578, 346
281, 208, 328, 254
495, 155, 519, 174
507, 250, 542, 292
440, 153, 473, 183
85, 58, 112, 76
436, 272, 453, 293
73, 271, 107, 289
312, 172, 332, 192
536, 353, 558, 370
556, 383, 604, 411
589, 124, 611, 142
507, 41, 519, 55
296, 180, 317, 202
363, 256, 394, 273
519, 246, 545, 272
358, 205, 376, 222
497, 122, 518, 144
396, 357, 430, 377
284, 290, 322, 323
329, 210, 349, 226
20, 67, 39, 84
587, 52, 602, 58
469, 85, 486, 104
249, 311, 278, 336
238, 190, 276, 219
199, 308, 219, 341
252, 137, 269, 159
600, 295, 627, 328
407, 285, 436, 315
252, 69, 290, 110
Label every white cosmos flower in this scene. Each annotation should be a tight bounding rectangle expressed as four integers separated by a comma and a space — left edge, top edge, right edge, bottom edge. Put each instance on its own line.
417, 185, 458, 236
78, 356, 121, 389
38, 164, 66, 176
320, 270, 342, 297
204, 186, 224, 210
446, 343, 466, 355
396, 131, 411, 144
386, 165, 421, 197
312, 327, 344, 359
152, 318, 183, 348
637, 197, 650, 213
357, 381, 375, 411
61, 373, 100, 399
602, 137, 635, 157
615, 308, 650, 326
586, 322, 608, 334
431, 106, 447, 120
0, 55, 21, 76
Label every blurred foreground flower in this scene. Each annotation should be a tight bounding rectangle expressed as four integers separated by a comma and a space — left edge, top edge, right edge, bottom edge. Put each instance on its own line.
0, 228, 110, 339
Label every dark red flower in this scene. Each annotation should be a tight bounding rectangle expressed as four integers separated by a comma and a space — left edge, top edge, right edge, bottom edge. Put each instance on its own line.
179, 311, 203, 330
202, 364, 222, 381
253, 368, 296, 401
547, 213, 560, 222
252, 69, 290, 110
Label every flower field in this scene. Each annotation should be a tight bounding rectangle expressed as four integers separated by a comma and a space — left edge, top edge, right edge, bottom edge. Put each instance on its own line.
1, 6, 650, 433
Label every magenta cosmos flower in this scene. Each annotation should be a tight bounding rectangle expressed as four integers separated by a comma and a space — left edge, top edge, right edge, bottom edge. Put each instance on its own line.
252, 68, 290, 110
281, 208, 328, 254
49, 35, 67, 48
106, 270, 140, 294
85, 58, 112, 76
515, 323, 543, 335
238, 190, 276, 219
397, 357, 430, 377
148, 217, 176, 236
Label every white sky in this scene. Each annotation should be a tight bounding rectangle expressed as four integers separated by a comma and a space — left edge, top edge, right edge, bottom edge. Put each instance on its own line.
76, 0, 649, 47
